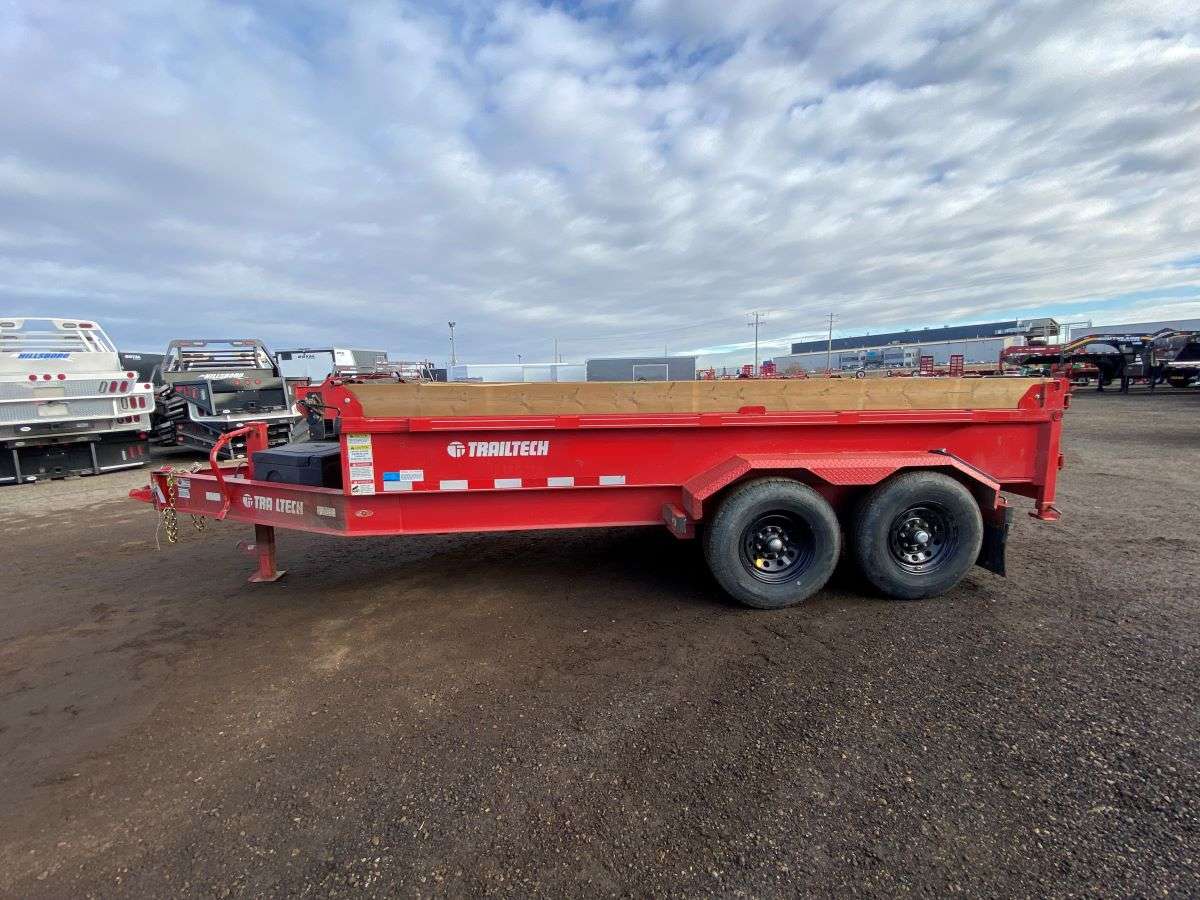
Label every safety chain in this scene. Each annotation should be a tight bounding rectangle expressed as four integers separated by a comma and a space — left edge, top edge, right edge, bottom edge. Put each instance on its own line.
161, 464, 208, 546
163, 469, 178, 545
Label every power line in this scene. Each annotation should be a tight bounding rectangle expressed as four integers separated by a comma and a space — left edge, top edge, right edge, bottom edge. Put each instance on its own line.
825, 312, 836, 373
747, 311, 767, 373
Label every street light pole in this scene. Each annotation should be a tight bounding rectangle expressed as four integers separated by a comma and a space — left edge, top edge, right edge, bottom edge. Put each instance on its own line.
448, 321, 456, 367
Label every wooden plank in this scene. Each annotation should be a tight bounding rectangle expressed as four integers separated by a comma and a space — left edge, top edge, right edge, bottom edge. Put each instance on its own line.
347, 378, 1038, 418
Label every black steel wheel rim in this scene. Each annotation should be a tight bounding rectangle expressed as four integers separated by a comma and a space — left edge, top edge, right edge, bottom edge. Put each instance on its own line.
887, 503, 959, 574
739, 512, 816, 584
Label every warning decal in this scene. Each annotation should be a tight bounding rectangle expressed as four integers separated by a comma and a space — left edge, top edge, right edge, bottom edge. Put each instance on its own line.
346, 433, 376, 495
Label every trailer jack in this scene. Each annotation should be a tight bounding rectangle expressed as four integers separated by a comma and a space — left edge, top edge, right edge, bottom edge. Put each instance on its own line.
239, 524, 287, 583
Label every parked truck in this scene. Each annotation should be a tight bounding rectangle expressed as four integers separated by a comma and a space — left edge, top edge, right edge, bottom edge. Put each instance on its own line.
1, 317, 154, 484
149, 339, 301, 459
132, 375, 1066, 609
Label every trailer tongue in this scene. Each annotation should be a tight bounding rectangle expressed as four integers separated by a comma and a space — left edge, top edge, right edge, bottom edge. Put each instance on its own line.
131, 376, 1067, 608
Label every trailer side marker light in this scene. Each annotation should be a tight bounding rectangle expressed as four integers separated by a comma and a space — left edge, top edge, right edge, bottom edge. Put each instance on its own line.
43, 373, 52, 380
57, 373, 66, 380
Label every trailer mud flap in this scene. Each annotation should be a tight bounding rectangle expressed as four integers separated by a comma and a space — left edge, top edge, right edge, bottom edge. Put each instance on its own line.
977, 504, 1013, 576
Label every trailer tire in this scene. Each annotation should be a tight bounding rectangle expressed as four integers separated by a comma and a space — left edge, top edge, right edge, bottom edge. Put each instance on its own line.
852, 471, 983, 601
703, 478, 840, 610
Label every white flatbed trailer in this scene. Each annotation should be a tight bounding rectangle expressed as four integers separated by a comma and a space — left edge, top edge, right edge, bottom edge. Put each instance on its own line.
0, 317, 155, 483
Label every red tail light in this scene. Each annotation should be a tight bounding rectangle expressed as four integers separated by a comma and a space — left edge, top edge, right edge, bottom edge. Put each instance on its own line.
119, 381, 129, 393
109, 381, 118, 392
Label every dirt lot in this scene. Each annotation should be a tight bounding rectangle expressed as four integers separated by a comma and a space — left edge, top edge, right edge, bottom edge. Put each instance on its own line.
1, 391, 1197, 897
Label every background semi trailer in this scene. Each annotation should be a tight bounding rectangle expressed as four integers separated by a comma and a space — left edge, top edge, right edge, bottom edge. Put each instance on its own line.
1, 317, 154, 484
276, 347, 391, 382
149, 339, 302, 459
133, 376, 1067, 609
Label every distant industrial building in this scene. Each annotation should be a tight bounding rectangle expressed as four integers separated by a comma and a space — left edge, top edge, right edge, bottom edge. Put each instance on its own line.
1069, 318, 1200, 339
773, 318, 1059, 373
585, 356, 697, 381
445, 357, 698, 382
448, 362, 585, 382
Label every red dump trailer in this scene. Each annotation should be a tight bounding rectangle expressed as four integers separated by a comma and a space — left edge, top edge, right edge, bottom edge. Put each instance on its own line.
131, 376, 1067, 609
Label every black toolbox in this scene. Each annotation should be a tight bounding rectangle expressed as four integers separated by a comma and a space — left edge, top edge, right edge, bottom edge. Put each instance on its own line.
252, 442, 342, 488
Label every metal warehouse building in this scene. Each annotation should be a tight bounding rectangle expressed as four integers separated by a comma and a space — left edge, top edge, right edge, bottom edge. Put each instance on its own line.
448, 363, 585, 382
585, 356, 697, 381
772, 319, 1058, 374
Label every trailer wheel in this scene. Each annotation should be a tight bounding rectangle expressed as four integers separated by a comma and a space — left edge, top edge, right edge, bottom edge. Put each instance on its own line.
703, 478, 840, 610
852, 471, 983, 601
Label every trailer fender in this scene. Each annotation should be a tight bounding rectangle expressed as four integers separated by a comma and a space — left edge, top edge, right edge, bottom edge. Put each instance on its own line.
681, 451, 1003, 522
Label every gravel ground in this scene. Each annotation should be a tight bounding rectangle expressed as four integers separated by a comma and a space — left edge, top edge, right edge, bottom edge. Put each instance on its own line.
1, 390, 1197, 898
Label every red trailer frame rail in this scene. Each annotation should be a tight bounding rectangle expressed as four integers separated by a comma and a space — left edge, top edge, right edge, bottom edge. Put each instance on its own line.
131, 378, 1067, 609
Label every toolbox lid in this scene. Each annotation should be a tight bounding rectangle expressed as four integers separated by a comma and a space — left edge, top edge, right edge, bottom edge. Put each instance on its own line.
252, 441, 341, 467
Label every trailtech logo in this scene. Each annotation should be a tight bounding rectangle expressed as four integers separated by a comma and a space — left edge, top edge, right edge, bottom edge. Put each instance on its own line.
447, 439, 550, 458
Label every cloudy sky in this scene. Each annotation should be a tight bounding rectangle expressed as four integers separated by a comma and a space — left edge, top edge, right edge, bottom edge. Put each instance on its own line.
1, 1, 1198, 365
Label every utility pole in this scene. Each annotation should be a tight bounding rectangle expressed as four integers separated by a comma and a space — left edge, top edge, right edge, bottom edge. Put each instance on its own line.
448, 321, 457, 367
748, 311, 767, 374
554, 337, 559, 364
825, 312, 836, 374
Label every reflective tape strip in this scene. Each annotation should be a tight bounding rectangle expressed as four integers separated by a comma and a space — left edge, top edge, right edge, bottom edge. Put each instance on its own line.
547, 476, 574, 487
439, 479, 468, 491
599, 475, 626, 486
383, 480, 413, 492
316, 505, 336, 518
494, 478, 522, 489
205, 491, 222, 502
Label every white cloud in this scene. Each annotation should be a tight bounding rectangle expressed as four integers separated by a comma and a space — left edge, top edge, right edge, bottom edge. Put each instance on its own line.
0, 0, 1197, 365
